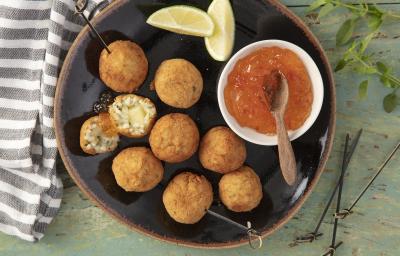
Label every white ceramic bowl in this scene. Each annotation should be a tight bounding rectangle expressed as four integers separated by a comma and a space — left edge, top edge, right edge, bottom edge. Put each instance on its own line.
217, 40, 324, 146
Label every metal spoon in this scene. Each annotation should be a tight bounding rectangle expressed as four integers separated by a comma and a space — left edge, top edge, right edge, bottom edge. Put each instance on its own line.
264, 71, 297, 185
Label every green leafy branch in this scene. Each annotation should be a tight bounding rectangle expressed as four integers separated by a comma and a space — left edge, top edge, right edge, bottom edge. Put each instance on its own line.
308, 0, 400, 112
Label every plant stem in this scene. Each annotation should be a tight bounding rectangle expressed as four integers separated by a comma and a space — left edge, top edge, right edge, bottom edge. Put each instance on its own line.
330, 0, 400, 19
353, 55, 400, 86
331, 1, 361, 12
386, 12, 400, 19
341, 21, 400, 87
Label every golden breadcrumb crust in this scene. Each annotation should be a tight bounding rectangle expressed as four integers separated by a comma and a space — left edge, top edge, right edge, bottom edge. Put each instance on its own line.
154, 59, 203, 108
112, 147, 164, 192
163, 172, 213, 224
199, 126, 246, 173
219, 166, 263, 212
149, 113, 199, 163
99, 40, 148, 93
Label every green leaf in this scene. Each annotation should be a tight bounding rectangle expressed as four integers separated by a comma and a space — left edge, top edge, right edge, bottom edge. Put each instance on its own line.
376, 61, 389, 73
369, 5, 385, 16
360, 4, 369, 17
380, 74, 399, 89
360, 55, 372, 63
336, 19, 356, 46
376, 62, 398, 88
389, 78, 400, 89
318, 3, 335, 18
335, 59, 348, 72
355, 65, 377, 74
368, 15, 383, 31
358, 80, 368, 100
380, 75, 392, 88
349, 3, 368, 17
367, 6, 384, 31
383, 93, 398, 113
307, 0, 327, 12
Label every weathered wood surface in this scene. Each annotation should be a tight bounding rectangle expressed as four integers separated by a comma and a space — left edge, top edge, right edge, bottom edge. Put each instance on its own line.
1, 1, 399, 255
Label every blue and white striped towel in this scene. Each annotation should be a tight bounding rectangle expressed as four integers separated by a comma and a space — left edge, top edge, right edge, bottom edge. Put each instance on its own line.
0, 0, 105, 242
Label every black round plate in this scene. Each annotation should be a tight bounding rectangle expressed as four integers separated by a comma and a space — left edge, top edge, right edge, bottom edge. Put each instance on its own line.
55, 0, 335, 248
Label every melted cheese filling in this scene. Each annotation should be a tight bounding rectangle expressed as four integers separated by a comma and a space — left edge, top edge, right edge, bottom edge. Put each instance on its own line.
111, 96, 156, 134
84, 122, 119, 153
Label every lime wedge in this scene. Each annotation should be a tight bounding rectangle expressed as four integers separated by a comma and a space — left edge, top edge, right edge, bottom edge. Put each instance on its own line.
205, 0, 235, 61
146, 5, 214, 37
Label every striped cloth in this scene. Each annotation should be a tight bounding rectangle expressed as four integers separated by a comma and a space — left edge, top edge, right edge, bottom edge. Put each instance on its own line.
0, 0, 105, 242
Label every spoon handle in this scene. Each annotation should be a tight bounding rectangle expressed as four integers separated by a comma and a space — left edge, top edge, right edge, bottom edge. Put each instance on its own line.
274, 112, 297, 185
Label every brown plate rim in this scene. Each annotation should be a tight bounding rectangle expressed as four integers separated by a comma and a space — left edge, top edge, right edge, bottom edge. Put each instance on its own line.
54, 0, 336, 249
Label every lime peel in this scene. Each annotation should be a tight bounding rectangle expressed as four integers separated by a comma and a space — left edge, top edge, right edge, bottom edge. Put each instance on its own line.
146, 5, 215, 37
205, 0, 235, 61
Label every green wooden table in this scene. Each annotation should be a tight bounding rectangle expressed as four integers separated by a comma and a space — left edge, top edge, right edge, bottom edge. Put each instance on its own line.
1, 1, 399, 255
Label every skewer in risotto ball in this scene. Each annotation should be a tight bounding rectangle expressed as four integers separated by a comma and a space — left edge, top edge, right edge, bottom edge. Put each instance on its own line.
219, 166, 263, 212
199, 126, 246, 174
80, 113, 119, 155
108, 94, 157, 138
112, 147, 164, 192
154, 59, 203, 108
149, 113, 199, 163
163, 172, 213, 224
99, 40, 148, 93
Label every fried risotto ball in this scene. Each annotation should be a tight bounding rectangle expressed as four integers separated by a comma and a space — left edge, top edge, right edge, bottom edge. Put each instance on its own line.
219, 166, 263, 212
97, 112, 118, 136
112, 147, 164, 192
199, 126, 246, 174
80, 113, 119, 155
99, 40, 148, 93
163, 172, 213, 224
154, 59, 203, 108
149, 113, 199, 163
108, 94, 157, 138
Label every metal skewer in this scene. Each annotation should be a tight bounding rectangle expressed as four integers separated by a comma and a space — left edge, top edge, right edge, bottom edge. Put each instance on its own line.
75, 0, 111, 53
87, 0, 111, 20
206, 209, 262, 249
321, 241, 343, 256
294, 129, 362, 244
339, 141, 400, 218
324, 134, 350, 256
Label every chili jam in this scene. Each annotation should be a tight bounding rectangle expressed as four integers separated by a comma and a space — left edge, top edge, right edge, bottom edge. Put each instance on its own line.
224, 47, 313, 134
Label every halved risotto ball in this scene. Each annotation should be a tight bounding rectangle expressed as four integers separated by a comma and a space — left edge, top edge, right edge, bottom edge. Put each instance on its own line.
149, 113, 199, 163
99, 40, 148, 93
98, 112, 118, 136
154, 58, 203, 108
163, 172, 213, 224
199, 126, 246, 174
80, 113, 119, 155
219, 166, 263, 212
108, 94, 157, 138
112, 147, 164, 192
